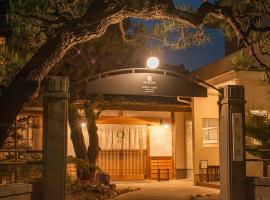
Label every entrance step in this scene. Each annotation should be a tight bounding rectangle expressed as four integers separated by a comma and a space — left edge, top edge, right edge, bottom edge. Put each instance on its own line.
198, 182, 220, 189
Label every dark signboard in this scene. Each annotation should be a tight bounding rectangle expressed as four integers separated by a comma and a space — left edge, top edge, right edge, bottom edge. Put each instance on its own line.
80, 69, 207, 97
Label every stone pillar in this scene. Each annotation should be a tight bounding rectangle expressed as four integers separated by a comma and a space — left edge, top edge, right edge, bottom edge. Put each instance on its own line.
43, 76, 69, 200
219, 85, 246, 200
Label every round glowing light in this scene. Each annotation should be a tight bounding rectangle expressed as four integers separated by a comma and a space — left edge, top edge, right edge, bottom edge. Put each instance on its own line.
146, 56, 160, 69
163, 122, 169, 129
81, 122, 87, 128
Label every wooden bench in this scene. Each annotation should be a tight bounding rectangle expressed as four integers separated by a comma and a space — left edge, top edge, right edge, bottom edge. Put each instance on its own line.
157, 168, 170, 181
150, 157, 173, 180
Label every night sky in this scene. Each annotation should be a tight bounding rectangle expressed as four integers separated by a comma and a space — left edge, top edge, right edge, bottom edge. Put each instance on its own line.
163, 0, 225, 72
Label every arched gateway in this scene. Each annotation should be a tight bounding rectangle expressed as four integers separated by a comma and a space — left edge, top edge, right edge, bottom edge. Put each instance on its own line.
42, 70, 246, 200
71, 68, 208, 98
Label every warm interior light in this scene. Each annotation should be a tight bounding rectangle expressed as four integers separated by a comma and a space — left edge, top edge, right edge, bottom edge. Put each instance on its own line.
146, 56, 159, 69
81, 122, 87, 128
250, 110, 268, 116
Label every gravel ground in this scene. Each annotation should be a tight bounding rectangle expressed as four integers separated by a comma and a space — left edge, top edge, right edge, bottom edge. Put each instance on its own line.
111, 180, 220, 200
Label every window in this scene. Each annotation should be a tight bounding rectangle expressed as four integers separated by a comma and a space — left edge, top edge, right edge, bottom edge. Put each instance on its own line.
202, 118, 218, 145
5, 115, 40, 150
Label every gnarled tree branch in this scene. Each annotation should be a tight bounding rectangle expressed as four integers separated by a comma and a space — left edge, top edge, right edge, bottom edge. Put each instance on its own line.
1, 0, 270, 146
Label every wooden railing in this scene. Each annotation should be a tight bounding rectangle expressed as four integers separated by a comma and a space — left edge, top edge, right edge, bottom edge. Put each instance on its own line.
195, 165, 220, 186
0, 149, 42, 185
206, 166, 220, 182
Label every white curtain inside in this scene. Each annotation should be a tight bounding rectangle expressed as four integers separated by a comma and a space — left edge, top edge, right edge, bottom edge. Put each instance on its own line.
97, 124, 147, 150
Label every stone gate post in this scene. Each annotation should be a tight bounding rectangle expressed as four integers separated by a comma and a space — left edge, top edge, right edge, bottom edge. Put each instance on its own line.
43, 76, 69, 200
219, 85, 246, 200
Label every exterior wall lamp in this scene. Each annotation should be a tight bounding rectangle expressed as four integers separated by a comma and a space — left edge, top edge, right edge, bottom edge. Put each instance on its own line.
146, 56, 160, 69
160, 119, 169, 129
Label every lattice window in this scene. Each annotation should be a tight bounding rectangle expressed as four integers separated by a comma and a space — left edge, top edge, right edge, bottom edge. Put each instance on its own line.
202, 118, 218, 145
5, 115, 40, 150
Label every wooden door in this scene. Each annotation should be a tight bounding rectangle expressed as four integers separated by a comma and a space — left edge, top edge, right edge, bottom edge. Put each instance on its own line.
97, 149, 147, 179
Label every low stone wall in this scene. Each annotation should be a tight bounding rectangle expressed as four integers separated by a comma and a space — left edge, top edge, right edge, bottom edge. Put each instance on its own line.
0, 183, 42, 200
246, 177, 270, 200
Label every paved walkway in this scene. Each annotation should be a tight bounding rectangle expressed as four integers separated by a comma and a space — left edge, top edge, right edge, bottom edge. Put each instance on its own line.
112, 180, 219, 200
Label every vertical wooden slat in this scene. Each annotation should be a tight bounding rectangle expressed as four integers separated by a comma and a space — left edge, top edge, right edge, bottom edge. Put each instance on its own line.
171, 112, 176, 178
146, 127, 150, 178
126, 150, 128, 176
125, 150, 127, 176
112, 150, 114, 175
98, 149, 147, 178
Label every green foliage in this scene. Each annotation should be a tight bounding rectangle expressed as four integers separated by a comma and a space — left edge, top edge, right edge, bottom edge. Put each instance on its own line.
174, 1, 195, 12
0, 163, 42, 183
51, 21, 150, 82
232, 50, 256, 70
0, 0, 93, 85
67, 156, 102, 177
121, 0, 150, 10
0, 0, 48, 85
245, 109, 270, 160
246, 110, 270, 146
152, 20, 211, 50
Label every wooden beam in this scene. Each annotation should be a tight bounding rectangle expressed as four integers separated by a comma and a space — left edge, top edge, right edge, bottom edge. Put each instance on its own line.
75, 100, 191, 112
102, 104, 191, 112
97, 116, 172, 125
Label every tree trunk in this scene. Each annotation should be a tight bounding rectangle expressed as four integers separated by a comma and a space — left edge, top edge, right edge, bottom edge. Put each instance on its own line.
68, 103, 90, 180
0, 1, 231, 147
263, 160, 269, 177
0, 34, 76, 147
0, 18, 115, 147
84, 102, 100, 182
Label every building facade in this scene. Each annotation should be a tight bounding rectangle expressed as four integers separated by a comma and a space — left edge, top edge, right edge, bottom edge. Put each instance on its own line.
1, 45, 270, 185
192, 51, 270, 183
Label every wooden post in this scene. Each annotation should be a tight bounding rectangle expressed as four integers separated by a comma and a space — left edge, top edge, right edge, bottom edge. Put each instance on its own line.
43, 76, 69, 200
171, 112, 176, 179
219, 85, 246, 200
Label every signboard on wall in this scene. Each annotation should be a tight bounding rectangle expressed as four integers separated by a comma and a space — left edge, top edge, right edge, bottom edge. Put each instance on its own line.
232, 113, 244, 161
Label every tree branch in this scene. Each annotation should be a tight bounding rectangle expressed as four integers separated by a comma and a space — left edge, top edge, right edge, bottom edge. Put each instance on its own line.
2, 0, 270, 147
13, 11, 65, 25
118, 21, 136, 44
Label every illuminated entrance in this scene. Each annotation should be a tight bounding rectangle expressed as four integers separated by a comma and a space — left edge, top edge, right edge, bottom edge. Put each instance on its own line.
70, 68, 207, 180
41, 71, 247, 200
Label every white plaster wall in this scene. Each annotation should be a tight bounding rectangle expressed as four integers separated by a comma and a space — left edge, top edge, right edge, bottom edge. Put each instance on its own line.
236, 71, 270, 112
174, 112, 194, 179
185, 113, 194, 170
193, 71, 270, 177
192, 78, 238, 174
149, 125, 172, 157
192, 93, 220, 174
175, 112, 185, 169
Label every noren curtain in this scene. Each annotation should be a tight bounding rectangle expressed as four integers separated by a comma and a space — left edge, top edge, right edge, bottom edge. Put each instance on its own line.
97, 124, 147, 150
